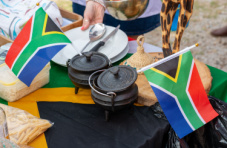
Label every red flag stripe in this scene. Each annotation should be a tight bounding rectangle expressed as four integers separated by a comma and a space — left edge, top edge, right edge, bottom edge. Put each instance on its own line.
128, 37, 135, 41
188, 63, 218, 123
5, 16, 33, 68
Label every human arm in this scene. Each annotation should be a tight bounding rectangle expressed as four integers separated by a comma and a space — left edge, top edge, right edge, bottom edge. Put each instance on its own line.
81, 0, 105, 30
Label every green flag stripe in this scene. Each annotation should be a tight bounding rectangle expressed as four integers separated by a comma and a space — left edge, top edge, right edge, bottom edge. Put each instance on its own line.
32, 8, 46, 39
12, 35, 70, 75
144, 56, 182, 90
145, 69, 177, 88
12, 10, 71, 75
145, 51, 204, 129
173, 52, 204, 128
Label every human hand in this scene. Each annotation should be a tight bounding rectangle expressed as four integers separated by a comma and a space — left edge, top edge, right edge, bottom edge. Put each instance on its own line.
81, 1, 105, 31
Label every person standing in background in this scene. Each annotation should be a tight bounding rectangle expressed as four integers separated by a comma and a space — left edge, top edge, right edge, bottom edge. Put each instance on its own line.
211, 25, 227, 37
71, 0, 162, 39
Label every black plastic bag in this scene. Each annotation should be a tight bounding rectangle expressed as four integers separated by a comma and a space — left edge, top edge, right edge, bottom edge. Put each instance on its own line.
165, 96, 227, 148
151, 103, 180, 148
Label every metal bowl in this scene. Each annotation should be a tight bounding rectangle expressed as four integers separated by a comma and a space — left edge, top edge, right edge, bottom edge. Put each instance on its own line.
104, 0, 149, 21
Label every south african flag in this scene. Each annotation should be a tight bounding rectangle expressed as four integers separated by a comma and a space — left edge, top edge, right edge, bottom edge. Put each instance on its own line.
144, 51, 219, 138
5, 7, 71, 86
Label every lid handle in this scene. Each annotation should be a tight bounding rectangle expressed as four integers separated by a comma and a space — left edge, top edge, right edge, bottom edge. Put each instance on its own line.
110, 67, 119, 77
83, 52, 93, 61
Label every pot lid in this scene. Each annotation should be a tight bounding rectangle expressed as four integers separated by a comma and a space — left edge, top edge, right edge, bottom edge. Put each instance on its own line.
69, 52, 109, 72
97, 65, 137, 92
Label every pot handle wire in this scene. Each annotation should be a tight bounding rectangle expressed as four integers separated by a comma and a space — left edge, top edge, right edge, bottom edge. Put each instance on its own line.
88, 70, 116, 98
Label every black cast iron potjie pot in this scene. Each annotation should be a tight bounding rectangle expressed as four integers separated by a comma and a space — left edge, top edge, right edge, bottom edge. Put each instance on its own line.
67, 52, 111, 94
89, 65, 138, 121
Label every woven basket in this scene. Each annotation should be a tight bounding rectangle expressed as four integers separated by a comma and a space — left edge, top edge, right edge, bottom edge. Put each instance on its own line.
121, 36, 155, 73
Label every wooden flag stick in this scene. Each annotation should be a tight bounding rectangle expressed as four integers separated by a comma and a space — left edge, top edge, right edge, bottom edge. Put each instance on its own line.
71, 42, 82, 56
36, 3, 82, 56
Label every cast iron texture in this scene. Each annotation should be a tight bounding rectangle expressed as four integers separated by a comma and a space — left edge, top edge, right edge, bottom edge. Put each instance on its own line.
67, 52, 110, 94
97, 66, 137, 92
90, 66, 138, 121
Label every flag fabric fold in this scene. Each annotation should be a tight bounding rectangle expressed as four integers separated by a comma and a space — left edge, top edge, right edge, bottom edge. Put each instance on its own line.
143, 51, 218, 138
5, 7, 71, 86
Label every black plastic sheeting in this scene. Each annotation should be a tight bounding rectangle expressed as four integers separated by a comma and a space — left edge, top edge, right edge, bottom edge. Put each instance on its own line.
166, 96, 227, 148
38, 102, 170, 148
37, 96, 227, 148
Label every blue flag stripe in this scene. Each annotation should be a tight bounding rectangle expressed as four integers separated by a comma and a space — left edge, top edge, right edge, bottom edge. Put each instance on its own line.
18, 44, 67, 86
151, 84, 194, 138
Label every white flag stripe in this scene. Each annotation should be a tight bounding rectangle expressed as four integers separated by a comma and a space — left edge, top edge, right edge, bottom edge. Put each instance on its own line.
186, 59, 206, 124
17, 43, 69, 77
11, 14, 35, 70
149, 82, 195, 131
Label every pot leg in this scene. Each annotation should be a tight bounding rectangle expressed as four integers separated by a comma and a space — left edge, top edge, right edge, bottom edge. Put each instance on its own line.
105, 110, 110, 121
129, 105, 134, 115
75, 87, 79, 94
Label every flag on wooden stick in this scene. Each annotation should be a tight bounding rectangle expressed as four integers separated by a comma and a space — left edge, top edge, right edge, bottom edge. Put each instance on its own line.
142, 50, 218, 138
5, 7, 71, 86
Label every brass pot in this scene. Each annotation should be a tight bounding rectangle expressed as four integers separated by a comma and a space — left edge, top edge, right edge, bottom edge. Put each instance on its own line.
104, 0, 149, 21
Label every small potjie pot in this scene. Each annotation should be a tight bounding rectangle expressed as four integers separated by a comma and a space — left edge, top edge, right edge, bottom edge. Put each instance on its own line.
67, 52, 111, 94
89, 65, 138, 121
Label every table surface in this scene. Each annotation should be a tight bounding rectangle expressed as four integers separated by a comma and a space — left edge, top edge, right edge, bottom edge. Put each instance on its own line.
0, 41, 227, 148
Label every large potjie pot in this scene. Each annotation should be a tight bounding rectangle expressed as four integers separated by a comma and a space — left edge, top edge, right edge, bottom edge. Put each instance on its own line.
67, 52, 111, 94
89, 65, 138, 121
